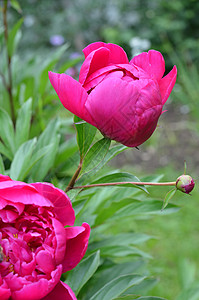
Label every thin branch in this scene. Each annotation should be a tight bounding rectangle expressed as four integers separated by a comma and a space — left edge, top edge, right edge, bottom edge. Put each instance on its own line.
71, 181, 177, 190
65, 160, 83, 193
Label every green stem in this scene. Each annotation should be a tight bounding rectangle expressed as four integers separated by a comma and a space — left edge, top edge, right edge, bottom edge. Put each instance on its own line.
71, 181, 177, 190
3, 0, 16, 126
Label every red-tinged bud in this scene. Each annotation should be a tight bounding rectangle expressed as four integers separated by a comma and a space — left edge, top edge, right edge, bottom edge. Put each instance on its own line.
176, 175, 195, 194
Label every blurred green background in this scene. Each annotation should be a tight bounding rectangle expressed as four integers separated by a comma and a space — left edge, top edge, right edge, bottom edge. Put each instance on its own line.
3, 0, 199, 299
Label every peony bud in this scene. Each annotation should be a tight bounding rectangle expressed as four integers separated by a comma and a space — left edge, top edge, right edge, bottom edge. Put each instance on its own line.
176, 175, 195, 194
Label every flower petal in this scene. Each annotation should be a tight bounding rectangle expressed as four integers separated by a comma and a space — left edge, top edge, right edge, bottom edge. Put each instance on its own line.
49, 72, 95, 125
83, 42, 129, 64
131, 50, 165, 80
42, 281, 77, 300
159, 65, 177, 104
31, 182, 75, 226
62, 223, 90, 272
0, 175, 12, 182
79, 47, 110, 85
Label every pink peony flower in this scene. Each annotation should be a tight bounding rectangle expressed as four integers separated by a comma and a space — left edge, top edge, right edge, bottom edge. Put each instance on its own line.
0, 174, 90, 300
49, 42, 177, 147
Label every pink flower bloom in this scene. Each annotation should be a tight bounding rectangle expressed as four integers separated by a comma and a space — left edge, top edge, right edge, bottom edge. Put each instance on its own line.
0, 174, 90, 300
49, 42, 177, 147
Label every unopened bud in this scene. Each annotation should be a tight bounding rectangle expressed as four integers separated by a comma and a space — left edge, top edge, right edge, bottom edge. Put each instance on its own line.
176, 175, 195, 194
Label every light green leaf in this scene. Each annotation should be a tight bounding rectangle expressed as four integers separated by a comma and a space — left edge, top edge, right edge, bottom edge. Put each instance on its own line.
10, 0, 22, 13
10, 138, 37, 181
39, 43, 69, 95
88, 233, 152, 252
80, 137, 111, 175
0, 154, 5, 174
15, 98, 32, 149
0, 141, 13, 160
136, 297, 167, 300
58, 56, 83, 73
65, 251, 100, 295
0, 108, 15, 156
54, 137, 78, 167
99, 245, 151, 259
115, 297, 167, 300
7, 18, 23, 56
90, 274, 146, 300
162, 188, 177, 210
74, 115, 97, 159
92, 172, 148, 193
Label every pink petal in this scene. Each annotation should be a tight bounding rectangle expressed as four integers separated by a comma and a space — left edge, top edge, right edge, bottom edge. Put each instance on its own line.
42, 281, 77, 300
36, 250, 56, 274
11, 265, 62, 300
49, 72, 95, 125
51, 218, 67, 264
131, 50, 165, 80
31, 182, 75, 227
0, 276, 11, 300
79, 47, 110, 84
0, 181, 52, 207
0, 175, 12, 182
62, 223, 90, 273
159, 65, 177, 104
83, 42, 129, 64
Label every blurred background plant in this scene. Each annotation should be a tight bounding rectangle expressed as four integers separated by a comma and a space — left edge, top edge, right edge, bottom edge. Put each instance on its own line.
0, 0, 199, 299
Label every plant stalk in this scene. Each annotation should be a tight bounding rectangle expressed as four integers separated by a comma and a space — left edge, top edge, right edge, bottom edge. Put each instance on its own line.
65, 160, 83, 193
71, 181, 177, 190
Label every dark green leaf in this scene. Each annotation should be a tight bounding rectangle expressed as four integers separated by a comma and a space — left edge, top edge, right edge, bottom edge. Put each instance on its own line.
65, 251, 100, 295
80, 137, 111, 175
74, 115, 97, 159
54, 137, 78, 167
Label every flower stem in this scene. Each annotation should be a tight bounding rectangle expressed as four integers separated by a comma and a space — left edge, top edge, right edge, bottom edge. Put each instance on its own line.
65, 160, 83, 193
2, 0, 16, 126
71, 181, 177, 190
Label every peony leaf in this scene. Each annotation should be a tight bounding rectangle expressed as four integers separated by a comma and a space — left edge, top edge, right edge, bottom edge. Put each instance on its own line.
10, 138, 37, 181
7, 18, 23, 56
89, 274, 146, 300
80, 137, 111, 175
15, 98, 32, 149
65, 251, 100, 296
74, 115, 97, 159
0, 154, 5, 174
0, 107, 15, 156
162, 188, 177, 210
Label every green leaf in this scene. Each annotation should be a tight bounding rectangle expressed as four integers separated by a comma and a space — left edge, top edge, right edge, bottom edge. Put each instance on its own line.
65, 251, 100, 296
58, 56, 83, 73
54, 137, 78, 167
10, 138, 37, 181
7, 18, 23, 56
30, 119, 61, 181
15, 98, 32, 149
0, 108, 15, 156
10, 0, 22, 13
92, 172, 148, 193
0, 154, 5, 174
162, 188, 177, 210
80, 137, 111, 175
136, 297, 167, 300
90, 274, 146, 300
0, 141, 13, 160
74, 116, 97, 159
115, 297, 167, 300
39, 44, 69, 95
98, 245, 151, 259
122, 277, 158, 296
88, 233, 152, 252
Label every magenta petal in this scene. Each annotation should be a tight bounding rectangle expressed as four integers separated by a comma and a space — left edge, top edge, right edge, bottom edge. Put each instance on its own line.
49, 72, 95, 125
79, 47, 110, 84
36, 250, 56, 274
83, 42, 129, 64
159, 65, 177, 104
0, 277, 11, 300
31, 182, 75, 226
0, 175, 12, 182
131, 50, 165, 80
52, 218, 67, 264
62, 223, 90, 272
42, 281, 77, 300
